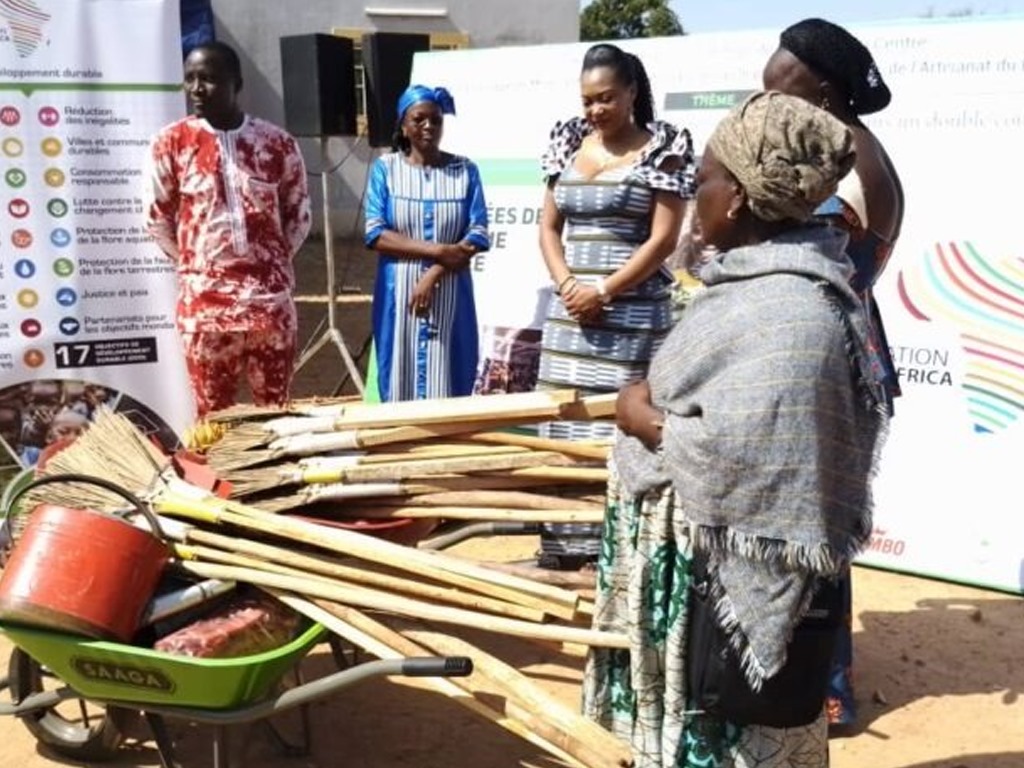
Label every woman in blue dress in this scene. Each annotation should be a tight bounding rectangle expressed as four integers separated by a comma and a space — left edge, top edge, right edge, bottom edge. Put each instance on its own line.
364, 85, 490, 401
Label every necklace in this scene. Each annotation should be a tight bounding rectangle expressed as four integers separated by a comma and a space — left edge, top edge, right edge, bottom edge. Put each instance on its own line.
592, 134, 644, 170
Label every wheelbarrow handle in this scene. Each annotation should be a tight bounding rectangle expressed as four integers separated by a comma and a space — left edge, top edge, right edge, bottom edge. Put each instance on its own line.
101, 656, 475, 727
0, 674, 77, 716
401, 656, 473, 678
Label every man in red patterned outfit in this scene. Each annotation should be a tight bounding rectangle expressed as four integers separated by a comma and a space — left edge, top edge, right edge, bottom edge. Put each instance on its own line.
146, 41, 311, 417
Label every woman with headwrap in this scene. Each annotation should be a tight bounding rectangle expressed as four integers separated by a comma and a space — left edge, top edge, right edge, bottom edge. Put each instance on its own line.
364, 85, 490, 401
533, 43, 695, 569
583, 92, 888, 768
763, 19, 905, 727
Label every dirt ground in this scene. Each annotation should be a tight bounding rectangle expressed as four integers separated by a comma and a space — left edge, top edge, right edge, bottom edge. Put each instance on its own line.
0, 533, 1021, 768
1, 240, 1022, 767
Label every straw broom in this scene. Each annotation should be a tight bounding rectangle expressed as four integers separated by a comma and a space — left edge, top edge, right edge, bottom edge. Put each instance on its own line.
224, 448, 578, 498
247, 471, 604, 513
30, 410, 592, 621
205, 416, 557, 473
206, 389, 587, 459
203, 395, 361, 424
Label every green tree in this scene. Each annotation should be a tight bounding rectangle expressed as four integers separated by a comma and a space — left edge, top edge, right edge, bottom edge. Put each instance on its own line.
580, 0, 685, 41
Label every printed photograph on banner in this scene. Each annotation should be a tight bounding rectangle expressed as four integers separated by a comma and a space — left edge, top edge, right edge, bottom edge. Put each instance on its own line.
0, 378, 178, 469
474, 326, 543, 395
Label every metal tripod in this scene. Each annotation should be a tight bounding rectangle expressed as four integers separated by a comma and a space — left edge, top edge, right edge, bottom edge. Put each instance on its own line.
294, 138, 365, 394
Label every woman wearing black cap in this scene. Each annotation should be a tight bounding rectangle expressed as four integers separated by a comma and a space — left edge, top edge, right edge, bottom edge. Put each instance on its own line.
764, 17, 905, 730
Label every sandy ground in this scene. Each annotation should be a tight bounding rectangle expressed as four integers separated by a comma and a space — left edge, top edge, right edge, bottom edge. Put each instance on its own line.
0, 532, 1021, 768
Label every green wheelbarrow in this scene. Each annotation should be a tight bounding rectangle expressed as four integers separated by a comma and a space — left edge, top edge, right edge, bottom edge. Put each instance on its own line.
0, 619, 471, 768
0, 470, 473, 767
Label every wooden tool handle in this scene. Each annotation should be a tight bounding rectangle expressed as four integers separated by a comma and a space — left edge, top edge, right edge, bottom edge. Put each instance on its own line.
182, 561, 627, 648
184, 531, 547, 622
274, 594, 594, 768
401, 622, 632, 767
373, 490, 603, 510
329, 506, 605, 524
465, 431, 610, 461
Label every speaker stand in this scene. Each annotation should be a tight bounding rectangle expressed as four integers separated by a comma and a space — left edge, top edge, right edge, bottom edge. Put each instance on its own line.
294, 138, 366, 395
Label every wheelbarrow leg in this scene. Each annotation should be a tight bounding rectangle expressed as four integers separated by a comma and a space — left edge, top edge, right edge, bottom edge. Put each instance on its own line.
213, 724, 230, 768
144, 713, 183, 768
259, 662, 312, 758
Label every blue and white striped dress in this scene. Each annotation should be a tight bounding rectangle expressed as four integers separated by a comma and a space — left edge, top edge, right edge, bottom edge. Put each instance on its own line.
364, 152, 490, 401
535, 118, 695, 564
537, 118, 696, 441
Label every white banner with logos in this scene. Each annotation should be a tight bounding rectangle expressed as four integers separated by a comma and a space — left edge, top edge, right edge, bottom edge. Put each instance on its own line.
414, 17, 1024, 594
0, 0, 192, 467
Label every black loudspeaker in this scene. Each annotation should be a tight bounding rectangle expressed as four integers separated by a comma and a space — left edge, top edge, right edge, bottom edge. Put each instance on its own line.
280, 34, 357, 137
361, 32, 431, 147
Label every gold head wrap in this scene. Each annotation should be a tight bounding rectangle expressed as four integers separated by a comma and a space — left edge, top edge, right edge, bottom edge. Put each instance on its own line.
707, 91, 856, 223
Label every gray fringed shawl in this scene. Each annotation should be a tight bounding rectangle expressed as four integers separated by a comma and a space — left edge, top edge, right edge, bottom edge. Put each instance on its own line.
613, 224, 888, 687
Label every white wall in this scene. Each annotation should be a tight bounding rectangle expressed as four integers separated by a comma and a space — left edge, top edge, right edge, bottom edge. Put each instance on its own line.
208, 0, 580, 233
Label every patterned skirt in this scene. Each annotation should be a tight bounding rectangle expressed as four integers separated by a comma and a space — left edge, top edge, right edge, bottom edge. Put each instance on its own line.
582, 466, 829, 768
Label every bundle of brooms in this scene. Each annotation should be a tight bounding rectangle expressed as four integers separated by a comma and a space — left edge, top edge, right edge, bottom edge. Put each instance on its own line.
24, 391, 632, 768
196, 388, 613, 528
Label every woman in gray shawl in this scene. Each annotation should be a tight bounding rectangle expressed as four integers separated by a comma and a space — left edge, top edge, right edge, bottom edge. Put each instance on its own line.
582, 91, 888, 767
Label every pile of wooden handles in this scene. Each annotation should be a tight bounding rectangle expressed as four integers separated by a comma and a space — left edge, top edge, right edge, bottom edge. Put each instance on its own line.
177, 389, 631, 766
166, 503, 629, 768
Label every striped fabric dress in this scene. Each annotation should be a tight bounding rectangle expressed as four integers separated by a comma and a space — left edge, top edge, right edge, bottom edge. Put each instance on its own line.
364, 152, 490, 401
535, 118, 695, 564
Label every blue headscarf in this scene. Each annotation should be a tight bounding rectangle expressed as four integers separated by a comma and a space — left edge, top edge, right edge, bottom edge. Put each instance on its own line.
396, 84, 456, 121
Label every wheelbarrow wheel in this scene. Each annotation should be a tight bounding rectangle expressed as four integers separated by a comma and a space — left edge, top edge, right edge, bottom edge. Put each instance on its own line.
7, 646, 125, 761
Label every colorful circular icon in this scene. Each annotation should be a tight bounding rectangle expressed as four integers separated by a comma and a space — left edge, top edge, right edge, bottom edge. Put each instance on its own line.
41, 137, 62, 157
14, 258, 35, 278
53, 258, 74, 277
5, 168, 27, 188
17, 288, 39, 308
37, 106, 59, 127
44, 168, 65, 187
20, 318, 41, 338
23, 348, 45, 368
46, 198, 69, 218
8, 198, 29, 218
50, 228, 71, 248
2, 137, 23, 157
0, 105, 21, 126
59, 317, 81, 336
55, 287, 77, 307
11, 229, 33, 248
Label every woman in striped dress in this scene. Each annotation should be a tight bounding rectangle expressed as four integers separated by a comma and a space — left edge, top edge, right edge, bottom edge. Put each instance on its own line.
535, 44, 695, 567
364, 85, 490, 401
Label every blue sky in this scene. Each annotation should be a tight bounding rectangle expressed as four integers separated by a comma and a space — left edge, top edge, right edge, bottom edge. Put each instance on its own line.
581, 1, 1024, 32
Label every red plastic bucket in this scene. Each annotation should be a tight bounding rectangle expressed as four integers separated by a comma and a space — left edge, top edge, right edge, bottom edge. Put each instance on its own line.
0, 475, 169, 641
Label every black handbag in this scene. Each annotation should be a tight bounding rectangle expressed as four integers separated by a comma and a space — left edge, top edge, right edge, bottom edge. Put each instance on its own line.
686, 554, 843, 728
